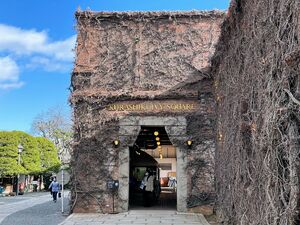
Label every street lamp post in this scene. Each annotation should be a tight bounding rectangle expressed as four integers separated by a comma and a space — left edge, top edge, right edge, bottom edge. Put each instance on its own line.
16, 144, 23, 196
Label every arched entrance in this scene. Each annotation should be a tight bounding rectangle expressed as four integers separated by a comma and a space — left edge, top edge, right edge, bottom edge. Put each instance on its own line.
118, 116, 188, 212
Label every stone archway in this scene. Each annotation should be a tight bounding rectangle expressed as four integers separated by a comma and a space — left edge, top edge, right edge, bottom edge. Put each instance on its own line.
118, 116, 188, 212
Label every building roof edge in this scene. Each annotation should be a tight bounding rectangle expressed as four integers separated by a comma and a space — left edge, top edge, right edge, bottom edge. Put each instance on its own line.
75, 10, 226, 20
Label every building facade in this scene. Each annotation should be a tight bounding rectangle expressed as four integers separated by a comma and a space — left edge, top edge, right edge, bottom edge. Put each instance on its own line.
71, 10, 224, 214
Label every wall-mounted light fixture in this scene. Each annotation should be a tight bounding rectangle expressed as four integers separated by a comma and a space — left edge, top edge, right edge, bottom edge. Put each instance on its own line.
154, 131, 159, 136
218, 132, 223, 141
156, 142, 161, 146
187, 140, 193, 148
113, 140, 120, 147
155, 137, 160, 141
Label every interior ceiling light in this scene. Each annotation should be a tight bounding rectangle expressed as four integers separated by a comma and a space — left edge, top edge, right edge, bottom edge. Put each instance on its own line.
154, 131, 159, 136
155, 137, 160, 141
157, 145, 162, 148
156, 142, 161, 146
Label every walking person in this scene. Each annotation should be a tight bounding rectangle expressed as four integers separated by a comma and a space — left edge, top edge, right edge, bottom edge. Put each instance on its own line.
140, 169, 154, 207
49, 177, 60, 203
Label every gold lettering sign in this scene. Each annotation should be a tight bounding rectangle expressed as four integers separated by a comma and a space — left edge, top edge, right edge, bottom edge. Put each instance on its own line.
106, 101, 197, 112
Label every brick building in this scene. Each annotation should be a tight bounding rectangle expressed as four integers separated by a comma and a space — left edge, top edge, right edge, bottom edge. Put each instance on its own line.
70, 10, 225, 214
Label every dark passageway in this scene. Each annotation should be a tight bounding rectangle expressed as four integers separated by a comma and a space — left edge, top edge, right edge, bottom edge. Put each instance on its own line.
129, 126, 177, 210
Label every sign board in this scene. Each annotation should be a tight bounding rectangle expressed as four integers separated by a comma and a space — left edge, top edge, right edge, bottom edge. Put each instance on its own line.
107, 180, 119, 190
106, 100, 199, 113
56, 170, 70, 185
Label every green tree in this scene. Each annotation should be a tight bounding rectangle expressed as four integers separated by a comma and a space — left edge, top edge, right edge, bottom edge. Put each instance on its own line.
0, 131, 25, 176
36, 137, 60, 173
0, 131, 41, 176
18, 131, 41, 174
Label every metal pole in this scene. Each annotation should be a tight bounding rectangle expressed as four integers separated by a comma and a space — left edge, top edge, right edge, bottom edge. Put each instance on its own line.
61, 169, 64, 213
16, 153, 21, 196
112, 192, 114, 213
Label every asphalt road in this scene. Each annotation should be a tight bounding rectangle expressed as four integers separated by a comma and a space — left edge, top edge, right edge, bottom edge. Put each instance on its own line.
0, 192, 70, 225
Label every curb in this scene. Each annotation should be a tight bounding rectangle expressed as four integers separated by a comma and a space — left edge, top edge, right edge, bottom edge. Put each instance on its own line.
58, 213, 75, 225
176, 212, 211, 225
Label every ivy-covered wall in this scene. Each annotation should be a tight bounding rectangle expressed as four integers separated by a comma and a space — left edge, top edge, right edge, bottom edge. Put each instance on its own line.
71, 10, 225, 213
212, 1, 300, 224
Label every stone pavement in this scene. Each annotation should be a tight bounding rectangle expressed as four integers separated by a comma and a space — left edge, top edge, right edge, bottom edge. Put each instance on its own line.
0, 193, 52, 224
0, 191, 70, 224
59, 210, 211, 225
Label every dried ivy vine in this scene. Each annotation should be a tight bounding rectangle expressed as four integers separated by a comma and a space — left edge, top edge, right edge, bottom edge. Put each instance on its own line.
212, 0, 300, 224
70, 10, 224, 212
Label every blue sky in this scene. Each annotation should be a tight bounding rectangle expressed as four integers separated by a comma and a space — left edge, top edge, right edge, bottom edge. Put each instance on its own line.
0, 0, 230, 133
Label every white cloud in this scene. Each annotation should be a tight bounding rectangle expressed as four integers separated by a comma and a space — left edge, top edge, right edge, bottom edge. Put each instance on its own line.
0, 81, 24, 90
0, 56, 19, 82
0, 24, 76, 62
0, 24, 76, 90
0, 56, 23, 90
44, 36, 76, 62
26, 56, 71, 72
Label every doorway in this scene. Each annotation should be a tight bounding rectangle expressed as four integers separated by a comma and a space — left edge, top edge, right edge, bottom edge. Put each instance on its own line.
118, 116, 188, 213
129, 126, 177, 210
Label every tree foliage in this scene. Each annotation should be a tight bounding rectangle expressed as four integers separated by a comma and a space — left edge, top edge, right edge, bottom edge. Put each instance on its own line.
0, 131, 60, 176
18, 131, 41, 174
36, 137, 60, 173
0, 131, 26, 176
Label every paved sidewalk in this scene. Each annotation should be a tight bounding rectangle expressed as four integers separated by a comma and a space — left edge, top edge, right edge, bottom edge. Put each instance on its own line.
0, 193, 53, 224
59, 210, 210, 225
0, 191, 70, 224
